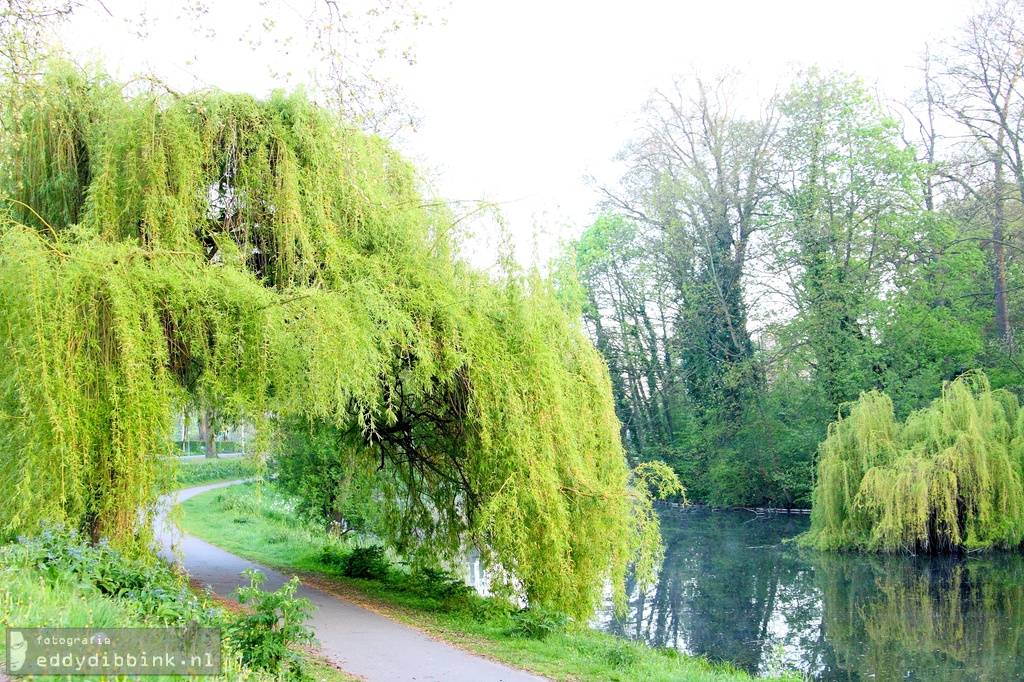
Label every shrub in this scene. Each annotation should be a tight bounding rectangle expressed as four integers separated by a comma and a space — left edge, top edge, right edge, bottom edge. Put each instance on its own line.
412, 566, 473, 600
342, 545, 390, 580
506, 606, 569, 640
226, 569, 316, 681
318, 545, 348, 568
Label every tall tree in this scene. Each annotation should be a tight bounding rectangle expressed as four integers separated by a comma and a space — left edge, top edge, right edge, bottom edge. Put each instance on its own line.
576, 214, 675, 455
766, 69, 922, 409
931, 0, 1024, 349
607, 73, 778, 420
0, 67, 673, 619
580, 72, 783, 503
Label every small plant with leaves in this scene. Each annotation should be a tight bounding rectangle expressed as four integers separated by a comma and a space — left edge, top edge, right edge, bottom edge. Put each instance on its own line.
506, 606, 570, 640
4, 523, 213, 626
226, 569, 316, 680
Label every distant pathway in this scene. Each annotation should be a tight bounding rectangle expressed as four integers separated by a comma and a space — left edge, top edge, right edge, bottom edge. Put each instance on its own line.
157, 481, 547, 682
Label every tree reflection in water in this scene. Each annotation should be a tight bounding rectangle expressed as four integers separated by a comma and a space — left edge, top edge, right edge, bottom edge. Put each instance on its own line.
600, 508, 1024, 681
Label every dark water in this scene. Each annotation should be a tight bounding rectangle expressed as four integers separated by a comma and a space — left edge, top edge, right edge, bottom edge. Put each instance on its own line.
598, 508, 1024, 681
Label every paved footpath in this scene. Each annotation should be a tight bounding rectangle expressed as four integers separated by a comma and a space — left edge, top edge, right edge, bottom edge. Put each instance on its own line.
157, 481, 547, 682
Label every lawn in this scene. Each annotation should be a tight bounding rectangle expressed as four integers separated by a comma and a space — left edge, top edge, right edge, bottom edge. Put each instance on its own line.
173, 456, 258, 488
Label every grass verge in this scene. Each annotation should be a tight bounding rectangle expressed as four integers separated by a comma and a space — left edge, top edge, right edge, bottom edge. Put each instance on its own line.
181, 482, 800, 682
173, 456, 257, 488
0, 525, 357, 682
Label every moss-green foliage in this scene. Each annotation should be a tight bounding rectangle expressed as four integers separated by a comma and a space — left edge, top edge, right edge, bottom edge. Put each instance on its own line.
805, 371, 1024, 551
0, 63, 667, 618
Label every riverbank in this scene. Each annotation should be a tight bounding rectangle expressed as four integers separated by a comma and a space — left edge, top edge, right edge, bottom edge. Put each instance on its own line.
655, 501, 811, 515
180, 481, 800, 682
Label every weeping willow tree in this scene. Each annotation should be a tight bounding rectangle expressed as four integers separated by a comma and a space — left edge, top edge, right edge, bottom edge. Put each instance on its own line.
804, 371, 1024, 552
0, 63, 676, 618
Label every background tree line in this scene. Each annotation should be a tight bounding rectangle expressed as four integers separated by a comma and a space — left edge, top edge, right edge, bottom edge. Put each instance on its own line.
570, 0, 1024, 507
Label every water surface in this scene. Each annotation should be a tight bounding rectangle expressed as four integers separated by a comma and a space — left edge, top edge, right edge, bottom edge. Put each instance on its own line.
598, 508, 1024, 681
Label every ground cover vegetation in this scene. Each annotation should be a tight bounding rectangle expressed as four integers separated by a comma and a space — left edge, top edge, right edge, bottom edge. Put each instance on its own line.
175, 456, 257, 487
181, 481, 798, 682
0, 523, 355, 682
572, 0, 1024, 517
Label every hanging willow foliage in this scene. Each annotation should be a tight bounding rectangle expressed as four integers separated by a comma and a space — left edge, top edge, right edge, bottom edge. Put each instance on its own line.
804, 371, 1024, 552
0, 63, 674, 618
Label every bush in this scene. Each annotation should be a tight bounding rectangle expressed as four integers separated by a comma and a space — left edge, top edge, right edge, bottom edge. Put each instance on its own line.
506, 606, 569, 640
411, 566, 473, 600
227, 569, 316, 681
318, 545, 347, 568
1, 524, 215, 626
342, 545, 390, 580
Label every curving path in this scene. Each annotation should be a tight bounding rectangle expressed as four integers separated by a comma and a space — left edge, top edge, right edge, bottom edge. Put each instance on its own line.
157, 481, 547, 682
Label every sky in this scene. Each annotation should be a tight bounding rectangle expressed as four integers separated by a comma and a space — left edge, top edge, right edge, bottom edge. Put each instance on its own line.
63, 0, 974, 266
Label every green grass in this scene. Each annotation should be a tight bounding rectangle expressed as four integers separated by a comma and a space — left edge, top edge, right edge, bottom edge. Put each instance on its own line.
173, 456, 257, 488
0, 527, 358, 682
181, 483, 801, 682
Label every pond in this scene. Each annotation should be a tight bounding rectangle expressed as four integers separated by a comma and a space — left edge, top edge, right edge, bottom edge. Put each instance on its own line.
596, 507, 1024, 681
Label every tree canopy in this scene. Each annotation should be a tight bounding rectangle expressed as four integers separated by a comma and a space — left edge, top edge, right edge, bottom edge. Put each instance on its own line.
804, 371, 1024, 552
577, 33, 1024, 512
0, 63, 671, 618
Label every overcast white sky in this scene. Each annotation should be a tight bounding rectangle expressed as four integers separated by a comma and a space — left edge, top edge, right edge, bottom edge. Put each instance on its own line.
64, 0, 973, 266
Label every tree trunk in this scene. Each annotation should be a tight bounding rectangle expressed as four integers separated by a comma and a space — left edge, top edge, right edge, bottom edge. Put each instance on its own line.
994, 133, 1013, 349
198, 407, 218, 458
